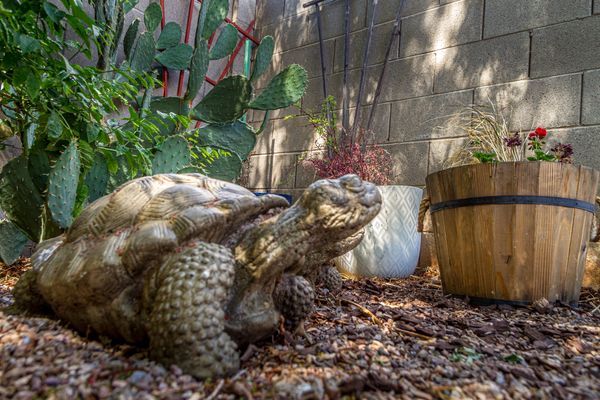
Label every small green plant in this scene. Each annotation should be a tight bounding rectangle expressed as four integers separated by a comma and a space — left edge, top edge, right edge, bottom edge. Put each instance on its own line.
503, 353, 524, 364
449, 347, 483, 364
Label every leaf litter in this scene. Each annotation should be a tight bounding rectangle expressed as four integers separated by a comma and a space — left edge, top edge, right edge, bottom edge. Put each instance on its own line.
1, 262, 599, 399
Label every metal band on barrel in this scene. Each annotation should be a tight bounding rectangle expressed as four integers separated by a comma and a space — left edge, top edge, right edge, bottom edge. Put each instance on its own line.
430, 195, 597, 214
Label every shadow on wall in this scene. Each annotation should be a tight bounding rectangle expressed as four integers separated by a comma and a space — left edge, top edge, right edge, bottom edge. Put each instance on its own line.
250, 0, 598, 189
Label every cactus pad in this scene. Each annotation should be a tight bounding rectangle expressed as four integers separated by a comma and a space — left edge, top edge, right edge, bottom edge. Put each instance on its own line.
185, 40, 209, 101
156, 43, 193, 70
130, 32, 156, 71
156, 21, 182, 49
0, 156, 43, 240
202, 150, 243, 182
85, 153, 110, 202
249, 65, 307, 110
209, 24, 238, 60
47, 141, 81, 229
192, 76, 252, 123
123, 18, 140, 60
150, 96, 190, 135
194, 121, 256, 161
144, 2, 162, 32
28, 147, 50, 193
0, 219, 29, 265
156, 43, 194, 69
152, 136, 192, 174
251, 36, 274, 82
202, 0, 228, 40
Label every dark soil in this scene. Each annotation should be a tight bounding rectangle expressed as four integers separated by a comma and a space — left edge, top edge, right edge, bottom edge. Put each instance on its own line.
1, 260, 599, 399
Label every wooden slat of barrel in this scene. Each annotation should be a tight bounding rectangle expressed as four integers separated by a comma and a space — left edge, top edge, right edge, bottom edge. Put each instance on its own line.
492, 162, 519, 300
564, 166, 600, 302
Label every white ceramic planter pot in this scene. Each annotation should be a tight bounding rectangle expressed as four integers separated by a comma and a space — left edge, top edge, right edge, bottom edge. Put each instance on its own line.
336, 185, 423, 278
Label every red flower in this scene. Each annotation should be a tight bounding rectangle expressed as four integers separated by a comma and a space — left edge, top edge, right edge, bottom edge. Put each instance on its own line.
534, 127, 547, 138
528, 132, 537, 139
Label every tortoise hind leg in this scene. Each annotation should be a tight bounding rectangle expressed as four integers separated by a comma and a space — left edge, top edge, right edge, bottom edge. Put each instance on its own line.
148, 241, 239, 378
10, 270, 51, 314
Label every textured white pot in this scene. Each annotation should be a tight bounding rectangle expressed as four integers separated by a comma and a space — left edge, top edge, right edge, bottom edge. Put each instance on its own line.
336, 185, 423, 278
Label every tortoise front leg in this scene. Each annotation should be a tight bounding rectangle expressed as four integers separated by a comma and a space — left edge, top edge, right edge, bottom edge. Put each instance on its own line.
148, 241, 239, 378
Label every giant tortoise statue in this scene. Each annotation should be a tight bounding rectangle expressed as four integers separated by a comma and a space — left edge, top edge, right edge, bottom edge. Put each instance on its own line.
12, 173, 381, 378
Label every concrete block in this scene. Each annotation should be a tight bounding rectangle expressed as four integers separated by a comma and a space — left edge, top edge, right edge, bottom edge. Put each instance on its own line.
328, 68, 365, 109
254, 116, 319, 154
234, 0, 256, 26
390, 90, 473, 142
310, 0, 366, 41
302, 69, 361, 111
400, 0, 484, 58
475, 74, 582, 132
281, 40, 335, 79
345, 103, 392, 143
331, 64, 390, 108
531, 15, 600, 78
305, 56, 433, 113
246, 153, 299, 189
548, 126, 600, 175
380, 142, 429, 186
380, 55, 436, 102
583, 70, 600, 125
301, 76, 333, 111
595, 0, 600, 14
295, 150, 326, 188
256, 0, 285, 26
333, 21, 398, 73
428, 137, 470, 174
484, 0, 590, 38
275, 0, 366, 50
435, 32, 529, 92
367, 0, 438, 23
284, 0, 307, 18
258, 13, 319, 54
308, 54, 435, 111
439, 0, 462, 4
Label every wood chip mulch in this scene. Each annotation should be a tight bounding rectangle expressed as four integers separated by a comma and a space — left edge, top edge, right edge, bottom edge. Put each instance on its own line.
1, 261, 599, 399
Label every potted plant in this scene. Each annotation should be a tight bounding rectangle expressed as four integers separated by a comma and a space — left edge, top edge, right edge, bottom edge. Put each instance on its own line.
297, 97, 423, 278
426, 105, 598, 305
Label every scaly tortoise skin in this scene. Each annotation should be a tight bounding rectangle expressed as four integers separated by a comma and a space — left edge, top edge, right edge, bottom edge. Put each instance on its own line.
13, 173, 381, 378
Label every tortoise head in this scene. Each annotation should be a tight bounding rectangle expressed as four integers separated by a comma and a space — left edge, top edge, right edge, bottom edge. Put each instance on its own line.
295, 174, 382, 239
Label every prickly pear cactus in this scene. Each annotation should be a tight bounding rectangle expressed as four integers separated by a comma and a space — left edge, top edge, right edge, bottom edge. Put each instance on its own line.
120, 0, 308, 181
85, 153, 110, 202
249, 65, 308, 110
47, 141, 81, 229
152, 136, 192, 174
0, 219, 29, 265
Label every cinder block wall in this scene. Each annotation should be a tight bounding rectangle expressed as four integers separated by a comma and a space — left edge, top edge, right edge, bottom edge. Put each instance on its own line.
247, 0, 600, 198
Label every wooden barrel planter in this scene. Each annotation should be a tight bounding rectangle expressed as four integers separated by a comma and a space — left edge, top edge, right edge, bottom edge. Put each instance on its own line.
426, 162, 599, 306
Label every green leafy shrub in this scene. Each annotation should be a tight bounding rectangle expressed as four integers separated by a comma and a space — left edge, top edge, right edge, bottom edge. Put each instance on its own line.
0, 0, 177, 261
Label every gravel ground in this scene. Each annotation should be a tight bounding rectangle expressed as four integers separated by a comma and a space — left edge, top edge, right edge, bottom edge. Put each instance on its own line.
1, 260, 599, 399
